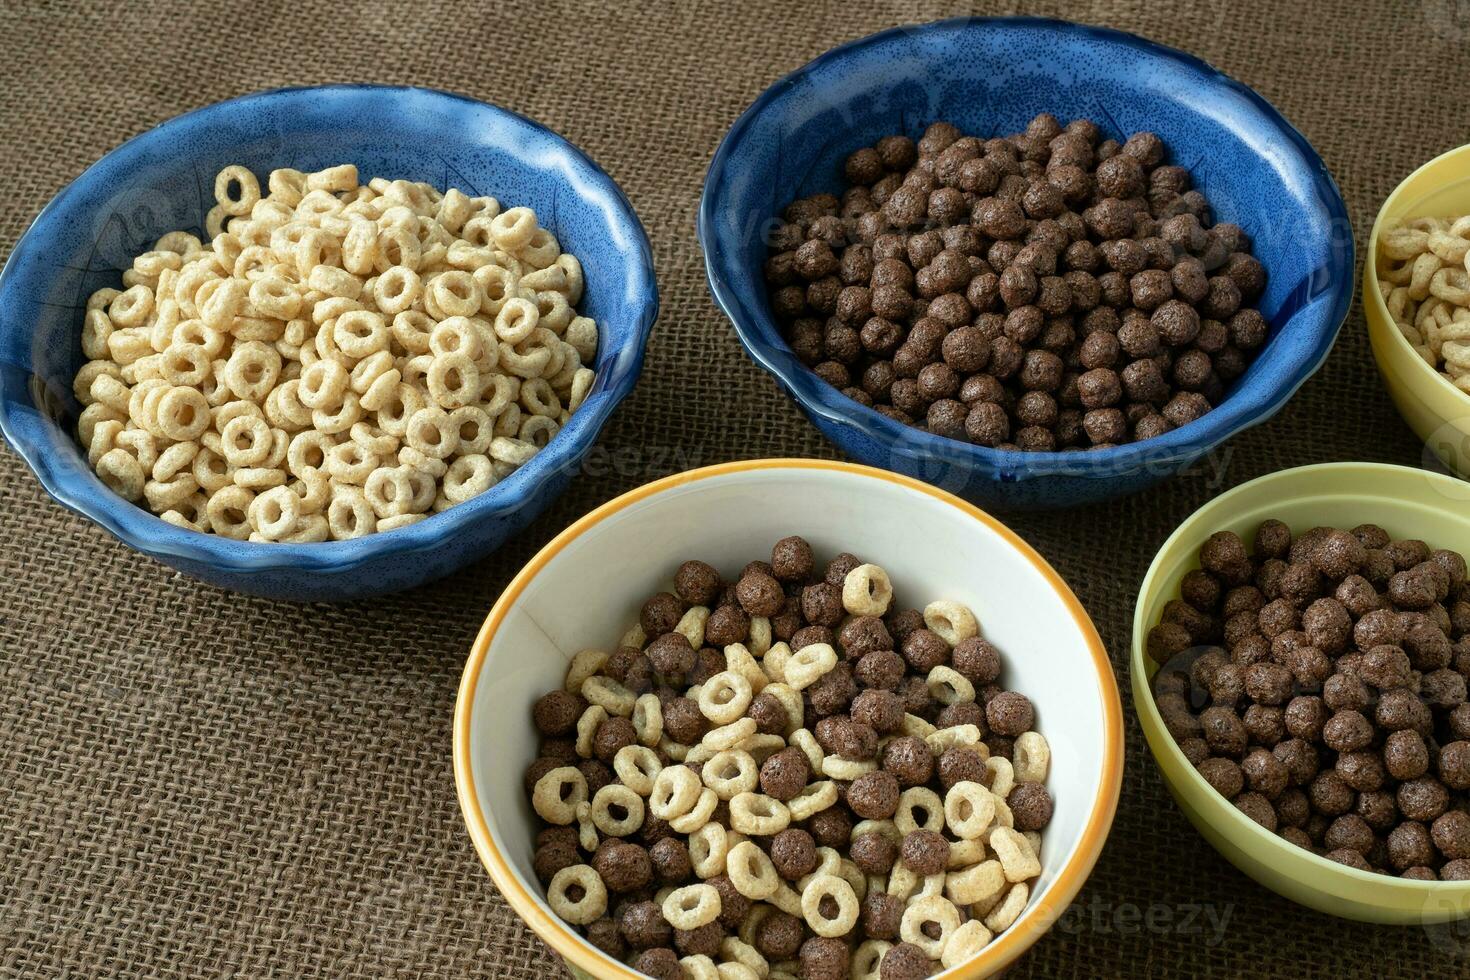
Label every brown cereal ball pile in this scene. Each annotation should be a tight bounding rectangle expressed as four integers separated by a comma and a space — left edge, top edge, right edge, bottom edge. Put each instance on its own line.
1147, 520, 1470, 879
525, 538, 1055, 976
766, 115, 1269, 452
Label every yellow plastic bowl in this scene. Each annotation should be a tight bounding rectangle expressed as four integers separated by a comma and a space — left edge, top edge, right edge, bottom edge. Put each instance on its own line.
1364, 143, 1470, 476
1132, 461, 1470, 924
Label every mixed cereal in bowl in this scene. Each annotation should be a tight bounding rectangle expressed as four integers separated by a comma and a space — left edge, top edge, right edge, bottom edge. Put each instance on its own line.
524, 536, 1053, 979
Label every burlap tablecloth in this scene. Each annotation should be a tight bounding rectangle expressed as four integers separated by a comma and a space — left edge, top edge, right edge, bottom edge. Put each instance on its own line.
3, 0, 1469, 975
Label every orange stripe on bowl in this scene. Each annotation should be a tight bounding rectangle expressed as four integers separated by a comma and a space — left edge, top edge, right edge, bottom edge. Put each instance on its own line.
453, 458, 1124, 978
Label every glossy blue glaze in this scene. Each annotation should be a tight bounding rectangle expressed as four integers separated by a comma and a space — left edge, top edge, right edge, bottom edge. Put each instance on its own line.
0, 85, 657, 600
700, 18, 1353, 510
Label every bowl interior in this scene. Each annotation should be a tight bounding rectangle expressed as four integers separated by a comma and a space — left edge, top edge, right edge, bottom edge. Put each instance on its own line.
1132, 462, 1470, 917
461, 461, 1121, 975
702, 18, 1352, 475
1366, 144, 1470, 394
0, 85, 654, 567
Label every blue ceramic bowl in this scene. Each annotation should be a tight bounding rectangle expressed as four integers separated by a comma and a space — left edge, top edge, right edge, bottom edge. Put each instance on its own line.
0, 85, 657, 600
699, 17, 1353, 510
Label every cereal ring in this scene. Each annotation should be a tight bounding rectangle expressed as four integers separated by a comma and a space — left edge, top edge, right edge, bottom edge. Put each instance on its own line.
983, 881, 1029, 933
612, 744, 662, 796
729, 792, 790, 835
698, 671, 754, 726
702, 750, 759, 800
442, 454, 496, 504
783, 643, 837, 690
895, 787, 945, 836
925, 723, 981, 756
249, 485, 303, 541
1012, 731, 1050, 784
674, 605, 710, 650
942, 918, 994, 970
156, 386, 211, 442
986, 757, 1016, 800
822, 757, 876, 780
800, 874, 859, 938
590, 783, 645, 837
726, 840, 780, 900
427, 352, 481, 409
333, 310, 388, 358
944, 781, 997, 840
298, 358, 349, 411
785, 779, 838, 823
405, 406, 460, 459
701, 718, 757, 752
649, 764, 703, 821
325, 441, 379, 485
581, 675, 635, 717
531, 766, 587, 826
670, 786, 719, 834
927, 666, 976, 705
662, 883, 721, 931
563, 649, 608, 694
900, 894, 961, 959
989, 827, 1040, 883
547, 864, 606, 926
842, 564, 893, 616
327, 485, 377, 539
924, 600, 979, 645
205, 484, 255, 539
945, 858, 1006, 907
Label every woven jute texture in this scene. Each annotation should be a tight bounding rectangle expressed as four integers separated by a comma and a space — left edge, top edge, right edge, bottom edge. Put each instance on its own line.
3, 0, 1470, 975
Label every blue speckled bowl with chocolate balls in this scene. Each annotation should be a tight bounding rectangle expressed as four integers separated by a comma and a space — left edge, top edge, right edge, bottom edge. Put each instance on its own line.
699, 17, 1353, 510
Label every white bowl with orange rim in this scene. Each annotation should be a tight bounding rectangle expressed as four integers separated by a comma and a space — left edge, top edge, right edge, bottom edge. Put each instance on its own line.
453, 459, 1123, 977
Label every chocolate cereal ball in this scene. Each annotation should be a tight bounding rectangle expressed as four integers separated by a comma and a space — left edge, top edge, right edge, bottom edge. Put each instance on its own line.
620, 901, 671, 949
861, 892, 904, 940
769, 828, 819, 881
986, 691, 1035, 736
802, 936, 852, 980
760, 746, 811, 801
900, 830, 950, 875
1010, 781, 1055, 831
851, 831, 899, 875
648, 837, 691, 884
674, 560, 722, 605
882, 736, 935, 786
849, 769, 902, 820
532, 690, 584, 737
755, 911, 804, 960
880, 942, 933, 980
633, 948, 681, 980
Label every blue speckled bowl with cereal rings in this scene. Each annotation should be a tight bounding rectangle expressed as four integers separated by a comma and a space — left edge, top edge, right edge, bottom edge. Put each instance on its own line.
0, 85, 657, 601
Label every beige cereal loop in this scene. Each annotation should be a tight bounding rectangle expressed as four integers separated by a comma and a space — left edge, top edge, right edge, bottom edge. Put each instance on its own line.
800, 873, 859, 937
783, 643, 838, 690
574, 704, 607, 759
944, 780, 997, 840
945, 858, 1006, 906
923, 599, 979, 645
895, 787, 945, 835
546, 864, 607, 926
842, 563, 893, 616
663, 882, 722, 931
670, 787, 720, 835
785, 780, 838, 822
729, 792, 791, 835
563, 649, 607, 693
632, 693, 663, 746
531, 766, 586, 826
986, 756, 1016, 800
688, 820, 729, 877
927, 665, 976, 705
699, 671, 754, 725
702, 717, 758, 751
983, 881, 1030, 933
1013, 731, 1051, 783
726, 840, 780, 900
925, 723, 982, 755
649, 764, 703, 821
589, 784, 644, 837
942, 918, 995, 969
702, 750, 759, 800
612, 745, 661, 796
852, 940, 892, 980
581, 675, 635, 716
900, 894, 962, 959
990, 826, 1041, 882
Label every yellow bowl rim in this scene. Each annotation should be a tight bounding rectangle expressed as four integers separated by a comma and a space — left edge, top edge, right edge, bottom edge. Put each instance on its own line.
1131, 459, 1470, 897
1363, 142, 1470, 404
454, 457, 1125, 978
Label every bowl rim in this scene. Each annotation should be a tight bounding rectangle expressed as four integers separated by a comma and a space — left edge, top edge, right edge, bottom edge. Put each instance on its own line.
0, 82, 658, 575
1130, 460, 1470, 895
454, 457, 1125, 978
1363, 141, 1470, 404
697, 15, 1354, 482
